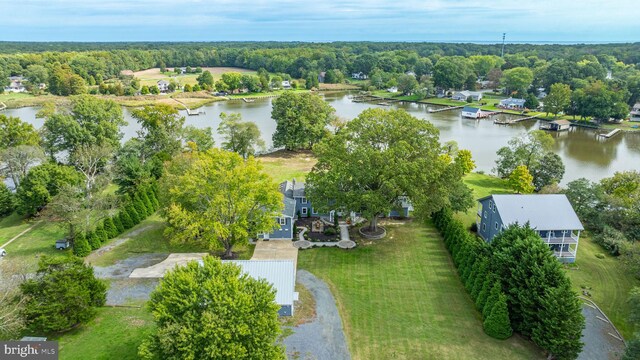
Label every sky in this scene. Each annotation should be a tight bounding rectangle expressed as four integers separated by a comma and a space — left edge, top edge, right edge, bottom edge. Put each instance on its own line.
1, 0, 638, 43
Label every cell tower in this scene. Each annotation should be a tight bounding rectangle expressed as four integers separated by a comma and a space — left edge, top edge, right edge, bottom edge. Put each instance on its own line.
501, 33, 506, 58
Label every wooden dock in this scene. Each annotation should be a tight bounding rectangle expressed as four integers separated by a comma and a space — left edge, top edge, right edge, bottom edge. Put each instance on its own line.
494, 115, 538, 125
598, 128, 622, 139
428, 106, 464, 113
0, 102, 6, 111
173, 98, 205, 116
242, 98, 255, 103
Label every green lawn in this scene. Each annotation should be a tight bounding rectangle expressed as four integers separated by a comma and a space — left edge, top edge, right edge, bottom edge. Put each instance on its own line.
456, 173, 512, 226
0, 212, 33, 246
1, 219, 69, 271
298, 221, 544, 360
56, 306, 154, 360
257, 150, 317, 183
565, 234, 639, 338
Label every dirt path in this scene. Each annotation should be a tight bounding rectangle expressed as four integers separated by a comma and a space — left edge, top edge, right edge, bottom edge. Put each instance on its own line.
84, 225, 153, 263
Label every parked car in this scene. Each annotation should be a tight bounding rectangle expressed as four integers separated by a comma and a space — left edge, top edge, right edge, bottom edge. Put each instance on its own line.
0, 248, 6, 257
55, 239, 70, 250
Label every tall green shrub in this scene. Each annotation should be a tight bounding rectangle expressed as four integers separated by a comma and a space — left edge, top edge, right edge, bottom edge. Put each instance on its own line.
103, 217, 118, 239
73, 233, 91, 257
95, 224, 108, 243
141, 191, 154, 214
483, 293, 513, 340
133, 194, 149, 219
483, 281, 502, 319
87, 231, 101, 250
112, 215, 125, 234
0, 183, 14, 217
127, 203, 141, 225
119, 210, 134, 229
476, 277, 493, 311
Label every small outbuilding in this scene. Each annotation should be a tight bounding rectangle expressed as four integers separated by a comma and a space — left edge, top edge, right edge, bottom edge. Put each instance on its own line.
541, 119, 571, 131
631, 102, 640, 122
461, 106, 482, 119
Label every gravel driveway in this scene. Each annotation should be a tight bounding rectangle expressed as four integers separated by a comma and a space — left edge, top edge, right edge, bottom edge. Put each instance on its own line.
93, 253, 166, 306
579, 305, 625, 360
283, 270, 351, 360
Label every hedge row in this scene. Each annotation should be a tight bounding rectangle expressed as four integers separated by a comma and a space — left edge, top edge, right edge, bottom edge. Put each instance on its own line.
73, 184, 159, 257
432, 208, 513, 340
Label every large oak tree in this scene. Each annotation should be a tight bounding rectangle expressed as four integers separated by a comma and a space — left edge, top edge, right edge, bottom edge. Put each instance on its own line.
306, 108, 472, 233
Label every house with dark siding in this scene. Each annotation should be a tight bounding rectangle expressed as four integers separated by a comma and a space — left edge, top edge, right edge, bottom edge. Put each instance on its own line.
476, 194, 584, 263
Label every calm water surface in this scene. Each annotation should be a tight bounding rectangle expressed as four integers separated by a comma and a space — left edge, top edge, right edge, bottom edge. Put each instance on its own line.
4, 92, 640, 184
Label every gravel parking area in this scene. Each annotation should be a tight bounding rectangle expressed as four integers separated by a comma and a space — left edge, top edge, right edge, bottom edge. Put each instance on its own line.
283, 270, 350, 360
93, 253, 167, 306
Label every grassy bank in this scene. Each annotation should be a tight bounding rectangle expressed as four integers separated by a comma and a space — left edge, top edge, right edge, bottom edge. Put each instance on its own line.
298, 221, 544, 360
257, 150, 317, 183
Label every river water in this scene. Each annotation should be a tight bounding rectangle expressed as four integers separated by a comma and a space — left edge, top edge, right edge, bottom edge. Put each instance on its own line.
4, 92, 640, 184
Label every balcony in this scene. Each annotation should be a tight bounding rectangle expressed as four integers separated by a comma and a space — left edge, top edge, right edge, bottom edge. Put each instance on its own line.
553, 249, 576, 259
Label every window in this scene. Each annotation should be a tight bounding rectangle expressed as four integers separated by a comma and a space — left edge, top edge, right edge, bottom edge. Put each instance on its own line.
482, 223, 486, 231
495, 222, 499, 230
489, 200, 493, 210
279, 217, 286, 226
484, 211, 487, 219
312, 208, 318, 215
301, 207, 308, 215
301, 197, 308, 204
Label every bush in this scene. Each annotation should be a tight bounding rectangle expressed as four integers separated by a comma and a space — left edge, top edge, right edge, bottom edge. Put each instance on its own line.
134, 194, 149, 219
73, 233, 91, 257
324, 227, 338, 236
95, 224, 108, 244
20, 256, 106, 333
141, 191, 154, 214
0, 183, 14, 217
596, 253, 606, 259
87, 231, 101, 250
483, 293, 513, 339
470, 222, 478, 232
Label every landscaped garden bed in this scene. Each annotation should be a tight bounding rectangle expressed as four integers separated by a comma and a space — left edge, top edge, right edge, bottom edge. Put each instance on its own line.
295, 217, 340, 242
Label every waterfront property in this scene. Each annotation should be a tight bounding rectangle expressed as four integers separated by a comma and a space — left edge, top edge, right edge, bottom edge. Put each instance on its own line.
318, 71, 326, 83
351, 72, 368, 80
452, 90, 483, 101
476, 194, 584, 263
498, 97, 526, 110
4, 76, 26, 93
540, 119, 571, 131
461, 106, 482, 119
631, 102, 640, 121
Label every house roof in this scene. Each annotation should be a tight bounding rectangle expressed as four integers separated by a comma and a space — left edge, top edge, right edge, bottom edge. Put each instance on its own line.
280, 179, 306, 198
157, 80, 169, 85
480, 194, 584, 231
282, 197, 296, 218
500, 97, 526, 106
462, 106, 481, 113
216, 260, 297, 306
551, 120, 571, 126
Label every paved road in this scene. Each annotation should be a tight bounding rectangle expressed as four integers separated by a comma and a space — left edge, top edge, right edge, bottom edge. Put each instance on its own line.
283, 270, 351, 360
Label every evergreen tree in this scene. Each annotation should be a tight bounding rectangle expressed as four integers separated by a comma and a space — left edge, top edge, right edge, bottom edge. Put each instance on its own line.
73, 232, 91, 257
87, 231, 101, 250
141, 191, 154, 214
483, 281, 502, 319
134, 194, 149, 219
532, 282, 585, 360
126, 203, 141, 225
102, 217, 118, 239
0, 183, 14, 216
95, 224, 108, 243
623, 335, 640, 360
476, 277, 493, 311
112, 215, 124, 234
119, 210, 134, 229
471, 260, 488, 300
483, 293, 513, 340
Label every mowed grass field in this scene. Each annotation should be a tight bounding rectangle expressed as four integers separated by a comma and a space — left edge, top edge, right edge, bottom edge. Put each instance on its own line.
298, 221, 544, 360
133, 67, 257, 87
257, 150, 317, 183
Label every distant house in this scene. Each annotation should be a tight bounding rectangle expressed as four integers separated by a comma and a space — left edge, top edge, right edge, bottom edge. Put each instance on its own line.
436, 88, 446, 98
157, 80, 170, 93
38, 83, 47, 90
4, 76, 26, 93
351, 72, 368, 80
477, 194, 584, 263
499, 97, 526, 110
213, 260, 297, 316
405, 71, 416, 77
631, 103, 640, 122
461, 106, 482, 119
318, 72, 326, 83
452, 90, 482, 101
387, 86, 398, 93
541, 119, 571, 131
536, 87, 548, 99
477, 80, 492, 89
179, 67, 187, 74
281, 80, 292, 90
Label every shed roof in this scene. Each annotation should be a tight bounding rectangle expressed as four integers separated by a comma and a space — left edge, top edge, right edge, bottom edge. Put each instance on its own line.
481, 194, 584, 231
551, 120, 571, 126
220, 260, 297, 306
462, 106, 481, 113
279, 179, 306, 198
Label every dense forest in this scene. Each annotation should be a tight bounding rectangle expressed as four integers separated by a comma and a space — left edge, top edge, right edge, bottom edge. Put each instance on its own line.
2, 41, 640, 120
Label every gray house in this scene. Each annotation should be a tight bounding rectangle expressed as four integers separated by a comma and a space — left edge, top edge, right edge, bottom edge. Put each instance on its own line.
258, 197, 296, 240
476, 194, 584, 263
499, 97, 526, 110
452, 90, 482, 101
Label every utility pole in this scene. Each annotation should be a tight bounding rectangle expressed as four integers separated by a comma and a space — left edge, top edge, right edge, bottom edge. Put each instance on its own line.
501, 33, 506, 58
